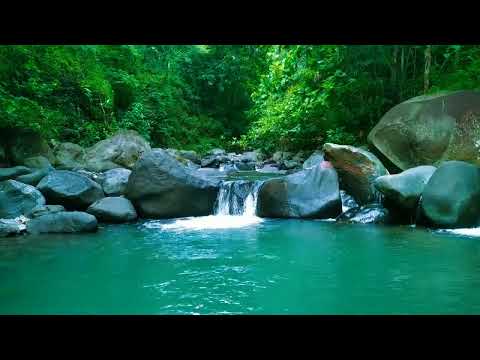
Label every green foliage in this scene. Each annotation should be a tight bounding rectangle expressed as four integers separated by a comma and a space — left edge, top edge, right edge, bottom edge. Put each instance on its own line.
1, 45, 479, 155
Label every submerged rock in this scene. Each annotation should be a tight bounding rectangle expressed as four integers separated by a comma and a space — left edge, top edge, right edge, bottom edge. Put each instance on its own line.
37, 170, 104, 210
257, 165, 342, 219
126, 149, 219, 218
26, 211, 98, 234
323, 143, 388, 204
419, 161, 480, 228
87, 197, 137, 223
337, 204, 390, 224
368, 90, 480, 170
0, 180, 46, 219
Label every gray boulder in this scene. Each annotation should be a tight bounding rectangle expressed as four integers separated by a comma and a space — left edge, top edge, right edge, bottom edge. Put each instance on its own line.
8, 130, 56, 165
368, 91, 480, 171
87, 197, 137, 223
178, 150, 201, 164
208, 148, 226, 156
126, 149, 219, 218
26, 211, 98, 234
23, 156, 52, 169
257, 165, 342, 219
37, 170, 104, 210
0, 166, 32, 181
323, 143, 388, 204
16, 166, 53, 186
419, 161, 480, 228
84, 130, 151, 172
101, 168, 131, 196
0, 180, 46, 218
26, 205, 66, 218
53, 142, 86, 170
374, 165, 436, 210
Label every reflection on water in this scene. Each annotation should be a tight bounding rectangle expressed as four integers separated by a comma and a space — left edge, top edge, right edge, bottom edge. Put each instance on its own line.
1, 220, 480, 314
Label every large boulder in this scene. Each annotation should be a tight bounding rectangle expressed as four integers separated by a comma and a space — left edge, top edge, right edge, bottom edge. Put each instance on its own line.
419, 161, 480, 228
368, 91, 480, 171
87, 197, 137, 223
125, 149, 219, 218
178, 150, 201, 164
256, 165, 342, 219
0, 166, 32, 181
337, 204, 390, 224
7, 130, 56, 165
374, 165, 436, 210
53, 142, 86, 170
100, 168, 131, 196
37, 170, 104, 210
83, 130, 151, 172
323, 143, 388, 205
26, 211, 98, 234
0, 180, 46, 218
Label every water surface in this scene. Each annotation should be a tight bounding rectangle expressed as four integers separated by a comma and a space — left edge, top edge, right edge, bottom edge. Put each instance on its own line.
1, 218, 480, 314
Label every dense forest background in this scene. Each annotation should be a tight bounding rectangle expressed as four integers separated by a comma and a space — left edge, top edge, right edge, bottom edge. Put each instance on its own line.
1, 45, 479, 154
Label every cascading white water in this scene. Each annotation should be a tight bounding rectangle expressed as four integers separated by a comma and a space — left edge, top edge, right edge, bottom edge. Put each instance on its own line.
147, 180, 264, 231
214, 180, 263, 217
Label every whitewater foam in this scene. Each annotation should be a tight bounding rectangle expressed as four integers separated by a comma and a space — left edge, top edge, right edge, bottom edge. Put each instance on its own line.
144, 215, 263, 231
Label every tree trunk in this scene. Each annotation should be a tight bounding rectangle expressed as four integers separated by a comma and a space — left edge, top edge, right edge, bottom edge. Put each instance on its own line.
424, 45, 432, 94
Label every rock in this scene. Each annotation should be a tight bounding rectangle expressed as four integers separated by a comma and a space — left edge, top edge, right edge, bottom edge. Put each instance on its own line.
292, 151, 307, 162
125, 149, 219, 218
239, 151, 258, 163
15, 166, 53, 186
178, 150, 201, 164
54, 142, 86, 170
236, 162, 256, 171
340, 190, 359, 212
87, 197, 137, 223
323, 143, 388, 205
8, 130, 56, 165
272, 151, 292, 163
207, 148, 226, 156
219, 164, 239, 173
0, 166, 32, 181
303, 150, 325, 169
0, 180, 46, 218
257, 165, 342, 219
37, 170, 104, 210
84, 130, 151, 172
100, 168, 131, 196
281, 160, 301, 170
75, 169, 104, 184
337, 204, 390, 224
368, 91, 480, 171
25, 205, 66, 218
22, 156, 52, 169
374, 165, 436, 210
0, 218, 26, 237
26, 211, 98, 234
419, 161, 480, 228
201, 154, 229, 168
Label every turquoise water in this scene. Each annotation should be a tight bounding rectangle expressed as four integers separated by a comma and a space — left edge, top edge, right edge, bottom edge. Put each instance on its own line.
1, 218, 480, 314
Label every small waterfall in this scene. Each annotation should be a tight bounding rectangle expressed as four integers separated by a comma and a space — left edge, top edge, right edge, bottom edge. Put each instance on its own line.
214, 180, 263, 216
